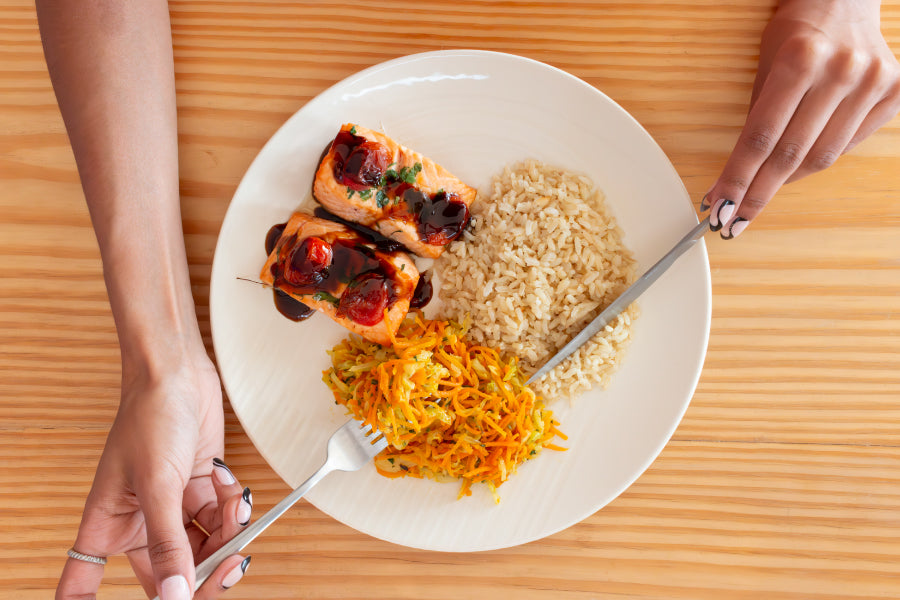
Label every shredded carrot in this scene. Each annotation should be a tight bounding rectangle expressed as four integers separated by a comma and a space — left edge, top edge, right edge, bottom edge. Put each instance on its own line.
322, 312, 565, 502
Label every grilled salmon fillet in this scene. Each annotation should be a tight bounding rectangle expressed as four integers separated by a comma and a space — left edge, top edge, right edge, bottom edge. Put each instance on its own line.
313, 123, 477, 259
261, 212, 418, 345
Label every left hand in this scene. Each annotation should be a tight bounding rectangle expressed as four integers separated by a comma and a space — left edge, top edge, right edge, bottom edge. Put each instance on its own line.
703, 0, 900, 239
57, 357, 252, 599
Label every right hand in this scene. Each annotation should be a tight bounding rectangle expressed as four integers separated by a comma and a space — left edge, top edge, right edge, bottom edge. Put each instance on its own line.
57, 353, 253, 599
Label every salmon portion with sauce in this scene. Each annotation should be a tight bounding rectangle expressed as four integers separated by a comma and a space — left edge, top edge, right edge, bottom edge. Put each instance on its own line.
313, 123, 477, 259
261, 212, 419, 346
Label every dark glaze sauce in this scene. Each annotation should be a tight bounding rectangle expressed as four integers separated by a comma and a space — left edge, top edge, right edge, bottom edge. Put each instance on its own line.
410, 270, 433, 309
313, 206, 405, 253
266, 222, 314, 321
273, 289, 314, 321
417, 190, 469, 246
372, 174, 470, 247
265, 223, 287, 255
330, 129, 390, 191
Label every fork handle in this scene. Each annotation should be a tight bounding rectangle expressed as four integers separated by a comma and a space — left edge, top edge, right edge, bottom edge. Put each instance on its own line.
151, 459, 334, 599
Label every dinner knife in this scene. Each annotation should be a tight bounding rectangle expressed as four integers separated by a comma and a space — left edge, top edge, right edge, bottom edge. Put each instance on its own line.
526, 215, 710, 385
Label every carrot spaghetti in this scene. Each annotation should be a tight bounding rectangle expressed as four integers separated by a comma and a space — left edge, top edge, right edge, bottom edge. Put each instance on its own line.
323, 312, 566, 502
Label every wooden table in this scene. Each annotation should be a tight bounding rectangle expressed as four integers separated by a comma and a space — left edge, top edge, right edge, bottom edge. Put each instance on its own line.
3, 1, 899, 598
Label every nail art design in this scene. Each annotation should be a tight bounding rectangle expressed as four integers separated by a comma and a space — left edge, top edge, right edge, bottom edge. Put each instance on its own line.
709, 199, 735, 231
237, 487, 253, 526
722, 217, 748, 240
700, 193, 711, 211
222, 556, 251, 589
212, 458, 236, 486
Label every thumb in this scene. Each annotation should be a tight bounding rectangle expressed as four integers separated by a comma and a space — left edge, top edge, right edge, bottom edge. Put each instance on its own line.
136, 475, 195, 600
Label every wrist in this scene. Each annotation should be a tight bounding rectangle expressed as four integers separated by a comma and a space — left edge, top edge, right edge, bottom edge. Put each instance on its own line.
96, 209, 209, 385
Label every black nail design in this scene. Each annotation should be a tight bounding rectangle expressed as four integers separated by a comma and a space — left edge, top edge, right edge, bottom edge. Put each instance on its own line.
709, 199, 734, 232
239, 487, 252, 526
212, 457, 233, 473
700, 193, 711, 211
222, 556, 252, 589
212, 457, 237, 485
721, 217, 747, 240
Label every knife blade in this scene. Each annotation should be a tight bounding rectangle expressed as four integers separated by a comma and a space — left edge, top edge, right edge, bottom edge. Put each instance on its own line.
526, 215, 710, 385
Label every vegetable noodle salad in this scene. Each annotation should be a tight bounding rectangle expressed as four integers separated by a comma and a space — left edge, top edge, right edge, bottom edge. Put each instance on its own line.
323, 312, 566, 501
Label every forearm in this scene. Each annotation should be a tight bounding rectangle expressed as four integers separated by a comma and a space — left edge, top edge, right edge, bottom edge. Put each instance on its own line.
36, 0, 204, 378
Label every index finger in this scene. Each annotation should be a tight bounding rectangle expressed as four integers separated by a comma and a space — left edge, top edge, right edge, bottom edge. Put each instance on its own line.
707, 37, 820, 228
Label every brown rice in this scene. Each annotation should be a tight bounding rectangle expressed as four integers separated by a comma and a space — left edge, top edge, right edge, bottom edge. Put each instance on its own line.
436, 160, 637, 403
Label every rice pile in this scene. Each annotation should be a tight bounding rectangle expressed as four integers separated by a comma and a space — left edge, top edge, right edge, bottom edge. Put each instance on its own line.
436, 160, 638, 403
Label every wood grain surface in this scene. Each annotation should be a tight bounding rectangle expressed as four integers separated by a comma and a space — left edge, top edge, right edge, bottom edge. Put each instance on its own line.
2, 1, 899, 598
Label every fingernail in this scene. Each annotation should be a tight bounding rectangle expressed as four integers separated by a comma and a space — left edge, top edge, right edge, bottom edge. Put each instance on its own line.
237, 487, 252, 526
700, 193, 711, 211
212, 458, 236, 486
709, 199, 735, 231
159, 574, 190, 600
222, 556, 251, 589
722, 217, 748, 240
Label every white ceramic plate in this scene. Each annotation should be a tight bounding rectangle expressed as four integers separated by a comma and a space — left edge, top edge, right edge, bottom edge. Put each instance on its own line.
210, 50, 711, 552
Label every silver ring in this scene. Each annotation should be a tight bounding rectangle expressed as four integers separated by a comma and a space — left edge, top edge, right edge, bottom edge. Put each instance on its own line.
67, 548, 107, 565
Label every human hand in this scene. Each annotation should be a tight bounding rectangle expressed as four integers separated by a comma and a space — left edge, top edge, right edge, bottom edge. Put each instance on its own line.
57, 355, 253, 599
703, 0, 900, 239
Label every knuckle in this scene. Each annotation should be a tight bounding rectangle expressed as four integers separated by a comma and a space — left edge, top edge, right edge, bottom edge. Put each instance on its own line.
147, 538, 184, 567
739, 194, 769, 215
770, 140, 806, 171
741, 127, 778, 156
828, 49, 865, 86
719, 174, 751, 195
864, 59, 900, 95
807, 148, 841, 172
780, 33, 828, 77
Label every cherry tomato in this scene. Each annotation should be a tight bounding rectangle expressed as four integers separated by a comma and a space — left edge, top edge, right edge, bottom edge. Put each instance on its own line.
341, 141, 390, 191
418, 192, 469, 246
285, 237, 333, 286
338, 272, 389, 326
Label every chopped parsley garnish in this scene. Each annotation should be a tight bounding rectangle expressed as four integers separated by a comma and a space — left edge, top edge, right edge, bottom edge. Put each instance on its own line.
358, 188, 373, 201
312, 291, 339, 305
376, 189, 389, 208
398, 163, 422, 184
349, 125, 357, 135
346, 188, 355, 199
384, 162, 422, 185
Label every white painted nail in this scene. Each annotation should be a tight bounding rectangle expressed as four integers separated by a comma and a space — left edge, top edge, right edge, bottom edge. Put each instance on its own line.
159, 574, 191, 600
727, 218, 749, 239
710, 198, 734, 228
221, 560, 246, 589
212, 458, 236, 485
717, 202, 736, 226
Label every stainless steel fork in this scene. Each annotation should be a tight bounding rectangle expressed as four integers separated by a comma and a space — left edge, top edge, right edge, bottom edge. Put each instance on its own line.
151, 419, 387, 599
